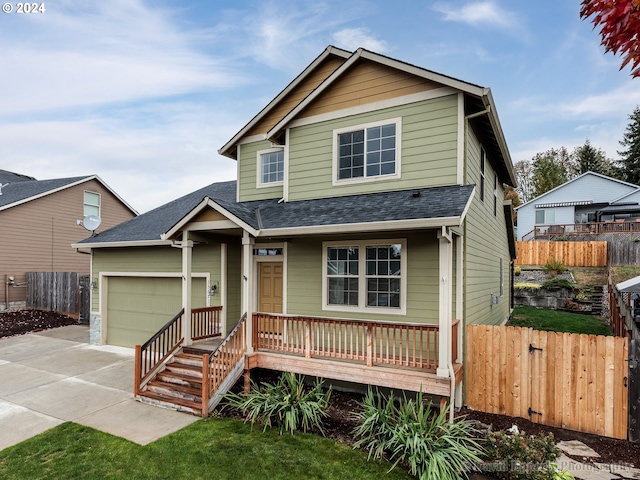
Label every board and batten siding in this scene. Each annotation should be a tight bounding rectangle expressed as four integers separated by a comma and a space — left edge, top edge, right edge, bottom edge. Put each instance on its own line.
91, 244, 222, 311
286, 232, 440, 324
286, 95, 459, 201
0, 179, 135, 306
463, 126, 511, 326
237, 139, 284, 202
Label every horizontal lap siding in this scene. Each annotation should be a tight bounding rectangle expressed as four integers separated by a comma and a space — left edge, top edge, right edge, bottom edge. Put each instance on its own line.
238, 140, 283, 202
286, 232, 439, 324
464, 127, 511, 326
288, 95, 459, 201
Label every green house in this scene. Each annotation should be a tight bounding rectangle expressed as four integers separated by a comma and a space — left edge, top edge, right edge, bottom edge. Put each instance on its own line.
75, 46, 516, 415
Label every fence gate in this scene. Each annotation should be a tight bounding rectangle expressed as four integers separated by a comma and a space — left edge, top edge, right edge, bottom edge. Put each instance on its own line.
78, 275, 90, 325
631, 339, 640, 442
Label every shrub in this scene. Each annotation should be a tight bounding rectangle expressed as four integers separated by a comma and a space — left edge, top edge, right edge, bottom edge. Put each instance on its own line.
514, 282, 541, 290
481, 430, 561, 480
541, 278, 575, 290
223, 372, 331, 435
542, 260, 566, 277
353, 389, 483, 480
515, 266, 522, 276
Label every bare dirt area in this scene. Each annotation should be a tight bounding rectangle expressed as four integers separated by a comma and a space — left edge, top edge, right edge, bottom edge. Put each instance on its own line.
0, 309, 78, 338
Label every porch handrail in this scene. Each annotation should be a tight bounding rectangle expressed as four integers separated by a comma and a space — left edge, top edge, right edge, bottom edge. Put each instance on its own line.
191, 306, 223, 341
201, 313, 247, 414
134, 308, 184, 396
524, 221, 640, 240
253, 313, 460, 371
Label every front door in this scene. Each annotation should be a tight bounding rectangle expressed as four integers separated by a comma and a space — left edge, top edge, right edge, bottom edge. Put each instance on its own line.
259, 262, 283, 313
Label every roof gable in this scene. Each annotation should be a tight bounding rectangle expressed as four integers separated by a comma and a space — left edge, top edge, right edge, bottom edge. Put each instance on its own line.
0, 175, 138, 215
516, 172, 640, 210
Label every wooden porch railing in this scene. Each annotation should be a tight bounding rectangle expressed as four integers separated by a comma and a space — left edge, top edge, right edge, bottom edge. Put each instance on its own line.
252, 313, 460, 372
134, 308, 184, 396
522, 220, 640, 240
191, 306, 223, 341
201, 313, 247, 414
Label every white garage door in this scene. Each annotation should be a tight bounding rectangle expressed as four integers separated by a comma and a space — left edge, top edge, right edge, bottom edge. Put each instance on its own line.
106, 276, 207, 348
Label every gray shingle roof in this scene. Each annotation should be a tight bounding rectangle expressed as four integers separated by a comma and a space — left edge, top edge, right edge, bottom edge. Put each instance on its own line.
0, 175, 92, 209
0, 169, 36, 184
79, 181, 474, 244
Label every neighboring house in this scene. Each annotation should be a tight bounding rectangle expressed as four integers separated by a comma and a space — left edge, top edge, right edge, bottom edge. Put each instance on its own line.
0, 170, 138, 310
516, 172, 640, 241
74, 46, 516, 411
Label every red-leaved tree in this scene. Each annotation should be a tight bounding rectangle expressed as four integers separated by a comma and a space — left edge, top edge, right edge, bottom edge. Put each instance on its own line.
580, 0, 640, 77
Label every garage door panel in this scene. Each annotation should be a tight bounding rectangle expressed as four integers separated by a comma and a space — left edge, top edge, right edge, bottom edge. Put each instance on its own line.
106, 277, 206, 347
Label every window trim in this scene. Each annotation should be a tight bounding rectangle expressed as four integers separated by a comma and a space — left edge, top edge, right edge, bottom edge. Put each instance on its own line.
332, 117, 402, 186
322, 239, 407, 315
493, 173, 498, 217
535, 208, 555, 225
83, 190, 101, 217
256, 147, 285, 188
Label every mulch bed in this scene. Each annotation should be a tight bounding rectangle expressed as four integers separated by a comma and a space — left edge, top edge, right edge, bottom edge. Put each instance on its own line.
0, 309, 78, 338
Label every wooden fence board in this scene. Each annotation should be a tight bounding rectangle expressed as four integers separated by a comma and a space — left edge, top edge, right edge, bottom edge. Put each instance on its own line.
26, 272, 79, 313
515, 241, 607, 266
466, 325, 629, 440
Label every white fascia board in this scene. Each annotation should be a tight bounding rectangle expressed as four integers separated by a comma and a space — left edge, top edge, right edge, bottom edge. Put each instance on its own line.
162, 197, 258, 240
257, 216, 462, 237
459, 187, 476, 223
218, 46, 351, 158
71, 239, 174, 249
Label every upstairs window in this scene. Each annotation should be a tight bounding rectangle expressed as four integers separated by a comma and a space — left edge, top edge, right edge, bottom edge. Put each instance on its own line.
493, 173, 498, 216
333, 118, 401, 184
257, 148, 284, 187
535, 209, 555, 224
83, 191, 100, 217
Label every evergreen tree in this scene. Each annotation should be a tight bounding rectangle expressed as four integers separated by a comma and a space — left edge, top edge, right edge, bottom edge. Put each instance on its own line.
619, 106, 640, 185
573, 140, 617, 177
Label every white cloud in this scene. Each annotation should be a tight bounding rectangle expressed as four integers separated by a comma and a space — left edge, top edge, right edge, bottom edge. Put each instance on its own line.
332, 28, 389, 53
433, 1, 519, 30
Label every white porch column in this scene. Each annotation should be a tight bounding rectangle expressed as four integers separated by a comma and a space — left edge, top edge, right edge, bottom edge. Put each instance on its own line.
454, 234, 464, 407
181, 234, 194, 346
437, 227, 453, 378
242, 231, 255, 354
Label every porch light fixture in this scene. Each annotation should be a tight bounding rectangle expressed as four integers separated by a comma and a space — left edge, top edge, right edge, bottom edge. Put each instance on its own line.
209, 284, 218, 296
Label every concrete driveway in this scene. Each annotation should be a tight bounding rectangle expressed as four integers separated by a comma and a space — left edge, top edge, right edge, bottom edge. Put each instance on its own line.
0, 325, 198, 452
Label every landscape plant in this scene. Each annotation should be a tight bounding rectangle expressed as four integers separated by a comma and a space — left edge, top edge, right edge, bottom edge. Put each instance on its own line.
540, 278, 576, 290
542, 260, 566, 277
223, 371, 331, 435
353, 388, 483, 480
481, 430, 561, 480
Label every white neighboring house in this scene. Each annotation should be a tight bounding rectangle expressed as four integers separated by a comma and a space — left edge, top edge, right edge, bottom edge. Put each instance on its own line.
516, 172, 640, 241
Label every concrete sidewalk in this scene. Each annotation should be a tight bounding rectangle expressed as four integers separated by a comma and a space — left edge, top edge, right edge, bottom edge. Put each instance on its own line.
0, 325, 198, 452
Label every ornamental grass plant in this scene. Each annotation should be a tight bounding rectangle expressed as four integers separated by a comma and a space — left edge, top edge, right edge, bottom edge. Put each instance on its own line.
352, 388, 484, 480
223, 371, 331, 435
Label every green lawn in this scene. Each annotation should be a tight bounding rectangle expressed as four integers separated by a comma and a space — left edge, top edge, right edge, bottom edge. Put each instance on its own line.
508, 306, 613, 336
0, 418, 412, 480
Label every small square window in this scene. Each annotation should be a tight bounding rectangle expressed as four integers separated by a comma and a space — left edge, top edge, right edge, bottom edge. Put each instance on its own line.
257, 149, 284, 186
83, 191, 100, 217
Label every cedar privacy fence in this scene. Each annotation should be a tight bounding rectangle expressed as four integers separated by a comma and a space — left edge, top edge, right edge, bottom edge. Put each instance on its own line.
515, 241, 607, 267
466, 324, 633, 440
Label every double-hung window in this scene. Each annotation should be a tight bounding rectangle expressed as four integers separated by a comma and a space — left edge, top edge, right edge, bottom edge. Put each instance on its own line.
257, 148, 284, 187
83, 191, 100, 217
323, 239, 406, 314
333, 118, 401, 184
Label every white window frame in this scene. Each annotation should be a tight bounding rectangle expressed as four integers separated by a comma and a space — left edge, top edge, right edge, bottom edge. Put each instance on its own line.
493, 173, 498, 217
256, 147, 284, 188
332, 117, 402, 186
83, 191, 101, 217
535, 209, 555, 225
480, 148, 486, 203
322, 239, 407, 315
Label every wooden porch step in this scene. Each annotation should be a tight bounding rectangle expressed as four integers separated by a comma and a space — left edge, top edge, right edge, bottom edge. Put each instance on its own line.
137, 390, 202, 415
173, 352, 206, 367
147, 379, 203, 402
156, 370, 203, 388
165, 361, 203, 377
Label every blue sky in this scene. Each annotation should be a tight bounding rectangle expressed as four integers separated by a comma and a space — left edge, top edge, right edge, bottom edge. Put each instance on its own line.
1, 0, 639, 213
